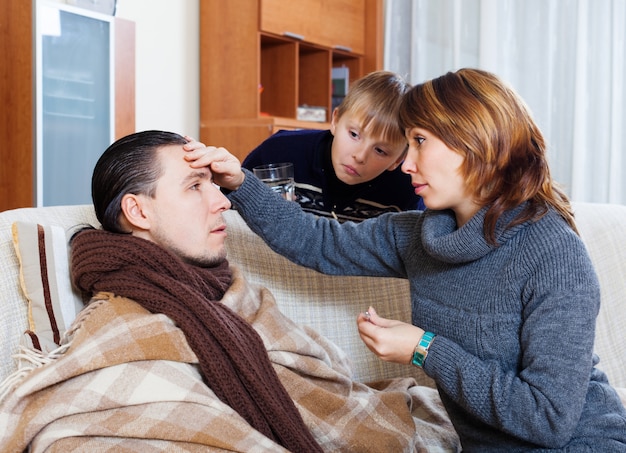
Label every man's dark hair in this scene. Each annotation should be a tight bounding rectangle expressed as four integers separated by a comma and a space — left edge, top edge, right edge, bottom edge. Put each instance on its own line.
91, 130, 187, 233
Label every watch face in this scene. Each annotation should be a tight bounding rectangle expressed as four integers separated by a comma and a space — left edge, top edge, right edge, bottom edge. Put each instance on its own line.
412, 351, 426, 367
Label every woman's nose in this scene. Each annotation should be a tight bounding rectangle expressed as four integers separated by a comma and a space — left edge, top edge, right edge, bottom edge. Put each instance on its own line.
401, 150, 417, 174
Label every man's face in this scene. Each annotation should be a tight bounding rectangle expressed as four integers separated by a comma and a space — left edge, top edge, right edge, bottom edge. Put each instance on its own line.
136, 144, 231, 267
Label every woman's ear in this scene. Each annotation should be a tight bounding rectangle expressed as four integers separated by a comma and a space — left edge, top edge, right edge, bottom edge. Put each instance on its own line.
120, 193, 150, 231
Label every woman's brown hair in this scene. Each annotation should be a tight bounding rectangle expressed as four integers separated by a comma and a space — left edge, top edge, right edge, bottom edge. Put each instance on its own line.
399, 68, 576, 244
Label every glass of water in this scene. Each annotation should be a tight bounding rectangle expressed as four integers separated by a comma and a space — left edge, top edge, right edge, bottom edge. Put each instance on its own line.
252, 162, 295, 201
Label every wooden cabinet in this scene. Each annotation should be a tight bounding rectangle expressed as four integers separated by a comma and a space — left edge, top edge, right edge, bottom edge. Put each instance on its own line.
260, 0, 365, 54
0, 1, 135, 211
260, 0, 323, 45
321, 0, 366, 54
199, 0, 382, 161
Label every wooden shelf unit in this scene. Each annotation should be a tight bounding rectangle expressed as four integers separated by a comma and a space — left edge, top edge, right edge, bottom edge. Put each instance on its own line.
199, 0, 382, 161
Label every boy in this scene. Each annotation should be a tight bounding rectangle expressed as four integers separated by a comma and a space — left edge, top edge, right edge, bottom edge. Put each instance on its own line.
242, 71, 425, 222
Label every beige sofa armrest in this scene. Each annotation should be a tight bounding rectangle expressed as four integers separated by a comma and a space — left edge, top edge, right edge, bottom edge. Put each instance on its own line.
573, 202, 626, 388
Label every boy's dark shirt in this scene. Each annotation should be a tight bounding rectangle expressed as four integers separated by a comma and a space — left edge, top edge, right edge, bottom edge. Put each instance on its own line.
242, 129, 424, 223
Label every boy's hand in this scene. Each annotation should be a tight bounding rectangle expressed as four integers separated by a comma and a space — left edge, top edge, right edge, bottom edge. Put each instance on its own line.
183, 137, 245, 191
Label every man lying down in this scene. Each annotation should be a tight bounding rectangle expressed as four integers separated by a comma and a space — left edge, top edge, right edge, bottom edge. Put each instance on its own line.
0, 131, 459, 452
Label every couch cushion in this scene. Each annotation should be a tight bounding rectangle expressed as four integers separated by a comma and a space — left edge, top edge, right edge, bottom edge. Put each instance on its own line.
2, 203, 624, 392
0, 205, 99, 383
12, 221, 85, 353
573, 202, 626, 388
223, 209, 435, 386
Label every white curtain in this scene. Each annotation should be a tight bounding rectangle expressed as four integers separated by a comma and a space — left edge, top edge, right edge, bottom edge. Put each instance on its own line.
384, 0, 626, 205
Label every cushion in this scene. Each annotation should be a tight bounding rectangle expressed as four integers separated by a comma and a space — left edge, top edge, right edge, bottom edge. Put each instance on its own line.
11, 221, 84, 353
0, 205, 99, 383
573, 202, 626, 388
223, 209, 435, 386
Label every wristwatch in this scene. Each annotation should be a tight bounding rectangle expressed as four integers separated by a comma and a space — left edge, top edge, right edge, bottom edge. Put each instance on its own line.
411, 331, 436, 368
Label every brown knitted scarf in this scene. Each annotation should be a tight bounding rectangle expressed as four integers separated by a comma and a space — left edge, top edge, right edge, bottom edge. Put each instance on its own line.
70, 229, 321, 452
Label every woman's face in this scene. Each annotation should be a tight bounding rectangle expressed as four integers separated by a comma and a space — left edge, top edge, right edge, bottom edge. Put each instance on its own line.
402, 127, 479, 226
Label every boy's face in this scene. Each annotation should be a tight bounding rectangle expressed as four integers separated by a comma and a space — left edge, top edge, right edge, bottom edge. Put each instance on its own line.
330, 110, 406, 185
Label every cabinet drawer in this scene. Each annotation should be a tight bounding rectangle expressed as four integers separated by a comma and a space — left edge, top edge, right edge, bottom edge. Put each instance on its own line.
260, 0, 321, 42
260, 0, 364, 54
321, 0, 365, 54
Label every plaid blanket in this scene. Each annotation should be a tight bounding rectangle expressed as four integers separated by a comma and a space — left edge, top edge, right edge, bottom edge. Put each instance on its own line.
0, 268, 459, 452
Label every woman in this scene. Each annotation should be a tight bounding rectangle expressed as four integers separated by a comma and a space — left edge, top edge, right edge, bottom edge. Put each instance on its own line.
189, 68, 626, 451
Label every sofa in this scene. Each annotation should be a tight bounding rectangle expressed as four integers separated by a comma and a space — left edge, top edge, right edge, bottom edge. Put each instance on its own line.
1, 202, 625, 399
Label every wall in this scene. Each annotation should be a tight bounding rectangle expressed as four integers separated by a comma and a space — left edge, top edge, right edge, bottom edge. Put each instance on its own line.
115, 0, 199, 138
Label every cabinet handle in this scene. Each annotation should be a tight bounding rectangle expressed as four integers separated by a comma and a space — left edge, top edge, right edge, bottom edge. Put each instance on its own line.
334, 45, 353, 52
283, 31, 304, 41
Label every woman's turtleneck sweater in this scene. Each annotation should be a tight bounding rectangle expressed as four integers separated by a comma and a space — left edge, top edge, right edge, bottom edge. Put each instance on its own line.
228, 169, 626, 452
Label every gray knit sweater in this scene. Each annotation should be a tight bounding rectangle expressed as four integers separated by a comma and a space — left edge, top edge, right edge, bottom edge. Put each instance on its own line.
229, 170, 626, 452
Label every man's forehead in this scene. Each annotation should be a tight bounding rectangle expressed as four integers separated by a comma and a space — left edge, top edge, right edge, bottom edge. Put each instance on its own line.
159, 143, 186, 155
157, 144, 212, 181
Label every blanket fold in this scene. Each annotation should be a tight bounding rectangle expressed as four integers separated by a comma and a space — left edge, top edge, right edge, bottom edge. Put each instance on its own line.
70, 228, 320, 452
0, 268, 459, 452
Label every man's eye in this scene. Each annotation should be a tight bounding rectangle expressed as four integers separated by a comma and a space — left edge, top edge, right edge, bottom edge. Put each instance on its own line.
190, 183, 200, 190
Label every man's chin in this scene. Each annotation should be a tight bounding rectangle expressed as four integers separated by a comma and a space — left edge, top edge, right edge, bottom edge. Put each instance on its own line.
183, 251, 227, 268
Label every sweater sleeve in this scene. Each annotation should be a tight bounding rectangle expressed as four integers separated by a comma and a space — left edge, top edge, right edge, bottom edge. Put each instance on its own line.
228, 169, 410, 278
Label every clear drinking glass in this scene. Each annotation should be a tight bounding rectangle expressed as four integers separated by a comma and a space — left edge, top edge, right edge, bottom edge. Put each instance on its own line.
252, 162, 295, 201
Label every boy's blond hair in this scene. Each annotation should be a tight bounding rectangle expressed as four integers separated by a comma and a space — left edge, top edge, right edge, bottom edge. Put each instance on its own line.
335, 71, 410, 150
